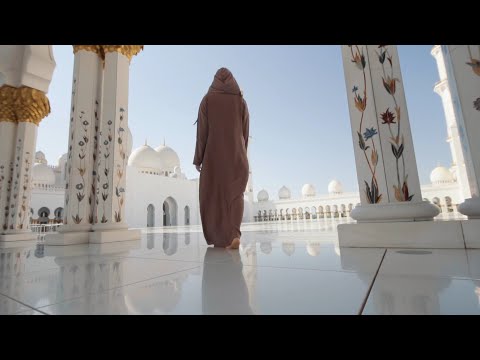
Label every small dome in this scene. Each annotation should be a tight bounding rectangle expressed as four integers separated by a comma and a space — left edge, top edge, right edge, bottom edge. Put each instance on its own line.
155, 143, 180, 172
171, 166, 184, 178
278, 186, 291, 199
35, 151, 47, 164
301, 184, 316, 197
257, 189, 269, 202
282, 241, 296, 256
328, 180, 343, 194
32, 163, 55, 185
306, 241, 321, 257
430, 165, 455, 184
128, 144, 165, 170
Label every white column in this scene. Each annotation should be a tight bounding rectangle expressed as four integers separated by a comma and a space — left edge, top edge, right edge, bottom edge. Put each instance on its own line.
0, 86, 51, 242
442, 45, 480, 219
90, 46, 143, 243
431, 45, 471, 202
47, 46, 103, 245
0, 118, 17, 234
341, 45, 439, 222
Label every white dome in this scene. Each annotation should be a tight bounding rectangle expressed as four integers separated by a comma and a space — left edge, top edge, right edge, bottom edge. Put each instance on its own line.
35, 151, 47, 164
278, 186, 291, 199
301, 184, 316, 197
306, 242, 321, 257
32, 163, 55, 185
257, 189, 269, 202
430, 166, 455, 184
282, 241, 296, 256
128, 144, 165, 170
155, 144, 180, 172
328, 180, 343, 194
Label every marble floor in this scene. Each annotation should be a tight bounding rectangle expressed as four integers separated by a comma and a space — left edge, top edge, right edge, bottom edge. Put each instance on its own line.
1, 220, 479, 315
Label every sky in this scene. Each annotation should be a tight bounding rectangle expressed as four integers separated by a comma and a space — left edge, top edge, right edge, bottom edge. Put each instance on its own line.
37, 45, 449, 199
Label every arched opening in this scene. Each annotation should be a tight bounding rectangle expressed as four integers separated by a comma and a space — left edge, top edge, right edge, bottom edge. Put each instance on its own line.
37, 207, 50, 224
163, 197, 178, 226
184, 205, 190, 225
318, 206, 324, 218
54, 207, 64, 223
340, 204, 346, 217
311, 206, 317, 219
445, 196, 453, 213
147, 204, 155, 227
325, 205, 331, 218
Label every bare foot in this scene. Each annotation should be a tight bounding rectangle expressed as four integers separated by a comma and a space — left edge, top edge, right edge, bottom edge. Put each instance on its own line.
226, 237, 240, 250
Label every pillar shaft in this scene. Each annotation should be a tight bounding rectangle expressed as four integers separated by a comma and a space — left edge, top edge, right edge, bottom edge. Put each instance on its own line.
62, 47, 102, 231
0, 85, 50, 239
93, 51, 130, 228
443, 45, 480, 218
341, 45, 438, 222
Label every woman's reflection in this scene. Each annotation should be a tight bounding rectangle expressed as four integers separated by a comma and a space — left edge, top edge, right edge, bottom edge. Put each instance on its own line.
202, 248, 253, 314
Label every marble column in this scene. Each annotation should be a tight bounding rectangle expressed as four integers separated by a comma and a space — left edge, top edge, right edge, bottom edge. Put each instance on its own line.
47, 46, 103, 245
441, 45, 480, 219
341, 45, 439, 222
0, 85, 51, 242
0, 86, 17, 234
90, 45, 143, 243
431, 45, 471, 202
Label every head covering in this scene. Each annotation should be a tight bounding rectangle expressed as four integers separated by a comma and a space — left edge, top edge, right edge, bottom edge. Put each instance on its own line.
209, 67, 241, 95
194, 68, 242, 124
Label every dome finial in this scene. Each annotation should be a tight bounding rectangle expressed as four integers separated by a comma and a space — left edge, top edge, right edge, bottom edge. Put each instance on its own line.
145, 138, 147, 146
163, 137, 166, 146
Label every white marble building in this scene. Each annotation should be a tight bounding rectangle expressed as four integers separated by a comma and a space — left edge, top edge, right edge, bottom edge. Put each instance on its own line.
30, 139, 200, 228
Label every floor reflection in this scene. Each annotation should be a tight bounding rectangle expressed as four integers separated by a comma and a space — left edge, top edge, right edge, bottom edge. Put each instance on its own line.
202, 248, 253, 315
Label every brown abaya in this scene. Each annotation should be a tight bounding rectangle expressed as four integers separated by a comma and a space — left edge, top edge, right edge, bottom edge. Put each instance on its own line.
193, 68, 249, 247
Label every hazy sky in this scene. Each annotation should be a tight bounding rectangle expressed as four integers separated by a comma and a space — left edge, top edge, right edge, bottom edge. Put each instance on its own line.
38, 45, 449, 199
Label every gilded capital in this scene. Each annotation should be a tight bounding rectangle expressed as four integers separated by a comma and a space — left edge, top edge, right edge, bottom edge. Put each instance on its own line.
0, 85, 50, 125
73, 45, 103, 56
101, 45, 144, 61
0, 85, 17, 123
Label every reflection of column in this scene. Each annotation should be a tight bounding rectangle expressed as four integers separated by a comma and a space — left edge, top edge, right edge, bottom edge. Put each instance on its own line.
0, 245, 31, 314
442, 45, 480, 218
341, 45, 439, 222
90, 46, 143, 243
47, 46, 103, 245
1, 86, 51, 241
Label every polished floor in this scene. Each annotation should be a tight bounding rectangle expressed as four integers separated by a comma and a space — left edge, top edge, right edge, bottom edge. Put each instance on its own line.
1, 219, 479, 315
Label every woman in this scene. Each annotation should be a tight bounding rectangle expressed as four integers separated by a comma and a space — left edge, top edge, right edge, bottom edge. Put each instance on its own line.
193, 68, 249, 249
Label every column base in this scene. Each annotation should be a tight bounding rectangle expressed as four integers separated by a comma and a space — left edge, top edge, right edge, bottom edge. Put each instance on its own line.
90, 223, 141, 244
45, 231, 90, 246
338, 220, 465, 249
458, 197, 480, 219
0, 232, 37, 243
351, 201, 440, 223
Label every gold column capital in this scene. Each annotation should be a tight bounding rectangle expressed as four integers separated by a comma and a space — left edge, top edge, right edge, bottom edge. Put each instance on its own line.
0, 85, 18, 123
101, 45, 144, 61
73, 45, 103, 56
0, 85, 50, 125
